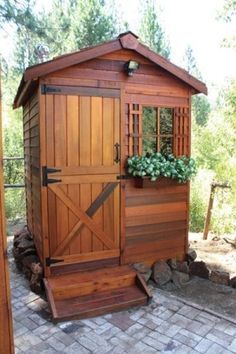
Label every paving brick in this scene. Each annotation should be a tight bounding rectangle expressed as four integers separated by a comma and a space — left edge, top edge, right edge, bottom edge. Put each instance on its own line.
177, 305, 201, 319
187, 320, 212, 336
205, 342, 225, 354
65, 342, 91, 354
156, 321, 182, 337
14, 332, 42, 351
107, 312, 135, 331
46, 335, 66, 351
148, 331, 171, 345
126, 323, 151, 340
224, 324, 236, 336
24, 341, 57, 354
53, 330, 75, 346
206, 328, 234, 347
179, 328, 202, 343
142, 336, 166, 351
195, 338, 215, 353
169, 313, 193, 328
228, 339, 236, 353
132, 341, 157, 353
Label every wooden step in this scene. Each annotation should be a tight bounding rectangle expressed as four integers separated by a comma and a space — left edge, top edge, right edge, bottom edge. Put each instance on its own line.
44, 265, 152, 322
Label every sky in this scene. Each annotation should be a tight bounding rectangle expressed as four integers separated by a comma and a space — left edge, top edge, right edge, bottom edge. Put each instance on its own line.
1, 0, 235, 101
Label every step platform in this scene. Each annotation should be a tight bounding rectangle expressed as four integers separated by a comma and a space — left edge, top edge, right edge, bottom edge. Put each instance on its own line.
44, 265, 152, 322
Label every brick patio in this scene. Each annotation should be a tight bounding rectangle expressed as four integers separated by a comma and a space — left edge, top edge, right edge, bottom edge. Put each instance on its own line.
8, 237, 236, 354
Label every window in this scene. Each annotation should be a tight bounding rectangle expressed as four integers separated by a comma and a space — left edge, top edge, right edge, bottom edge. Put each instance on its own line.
126, 104, 189, 157
143, 106, 173, 155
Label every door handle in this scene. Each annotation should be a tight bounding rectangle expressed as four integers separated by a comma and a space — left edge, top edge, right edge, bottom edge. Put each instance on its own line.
114, 143, 120, 163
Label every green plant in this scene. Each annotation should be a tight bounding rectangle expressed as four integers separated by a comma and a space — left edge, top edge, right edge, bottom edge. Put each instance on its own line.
127, 153, 197, 183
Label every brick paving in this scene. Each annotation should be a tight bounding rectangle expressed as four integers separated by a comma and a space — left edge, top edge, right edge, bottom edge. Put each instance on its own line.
8, 238, 236, 354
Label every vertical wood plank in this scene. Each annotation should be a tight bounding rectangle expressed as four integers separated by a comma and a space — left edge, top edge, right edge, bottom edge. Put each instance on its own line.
54, 95, 69, 254
80, 183, 92, 252
67, 95, 80, 255
91, 96, 102, 166
103, 98, 114, 166
80, 96, 91, 166
54, 95, 67, 167
40, 89, 50, 276
91, 183, 103, 251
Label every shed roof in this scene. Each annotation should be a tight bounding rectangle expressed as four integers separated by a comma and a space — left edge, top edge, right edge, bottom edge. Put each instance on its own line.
14, 31, 207, 108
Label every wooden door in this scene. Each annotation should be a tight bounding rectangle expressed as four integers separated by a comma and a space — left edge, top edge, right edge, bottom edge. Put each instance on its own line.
43, 89, 121, 273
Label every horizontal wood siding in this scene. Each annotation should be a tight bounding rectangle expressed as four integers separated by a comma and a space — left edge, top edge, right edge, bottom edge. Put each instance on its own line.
23, 91, 42, 260
123, 178, 188, 265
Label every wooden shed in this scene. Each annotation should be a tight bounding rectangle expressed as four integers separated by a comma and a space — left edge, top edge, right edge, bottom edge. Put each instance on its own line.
14, 32, 207, 321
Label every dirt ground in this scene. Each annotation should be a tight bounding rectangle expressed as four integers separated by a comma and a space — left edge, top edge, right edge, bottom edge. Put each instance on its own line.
167, 232, 236, 319
189, 232, 236, 278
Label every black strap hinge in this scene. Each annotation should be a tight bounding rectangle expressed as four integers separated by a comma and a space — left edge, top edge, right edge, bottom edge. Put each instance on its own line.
45, 257, 64, 267
41, 85, 62, 95
42, 166, 62, 186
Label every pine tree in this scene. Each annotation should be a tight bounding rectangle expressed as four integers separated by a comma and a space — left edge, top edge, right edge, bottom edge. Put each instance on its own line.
183, 46, 210, 126
72, 0, 118, 49
139, 0, 170, 58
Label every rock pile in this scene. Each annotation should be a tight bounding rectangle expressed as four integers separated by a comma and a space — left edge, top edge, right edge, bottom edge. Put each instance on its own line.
13, 226, 44, 294
133, 248, 236, 290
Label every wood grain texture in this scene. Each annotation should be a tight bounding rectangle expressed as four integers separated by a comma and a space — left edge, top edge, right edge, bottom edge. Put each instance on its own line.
0, 73, 14, 353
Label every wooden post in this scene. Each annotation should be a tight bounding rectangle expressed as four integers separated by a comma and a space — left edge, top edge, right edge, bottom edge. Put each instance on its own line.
0, 62, 15, 353
203, 182, 231, 240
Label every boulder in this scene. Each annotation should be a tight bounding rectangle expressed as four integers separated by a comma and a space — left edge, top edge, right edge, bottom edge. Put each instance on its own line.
152, 261, 172, 286
167, 258, 177, 270
176, 261, 189, 274
187, 248, 197, 263
172, 270, 190, 288
230, 277, 236, 288
189, 261, 209, 279
209, 271, 230, 286
133, 263, 152, 282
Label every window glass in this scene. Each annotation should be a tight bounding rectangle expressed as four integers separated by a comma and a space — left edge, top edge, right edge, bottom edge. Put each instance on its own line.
141, 106, 173, 155
143, 107, 157, 154
160, 108, 173, 135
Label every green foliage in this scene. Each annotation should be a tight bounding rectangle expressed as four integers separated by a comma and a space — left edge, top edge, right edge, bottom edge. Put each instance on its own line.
139, 0, 170, 58
127, 153, 197, 183
72, 0, 118, 49
182, 46, 210, 126
5, 189, 25, 221
191, 80, 236, 233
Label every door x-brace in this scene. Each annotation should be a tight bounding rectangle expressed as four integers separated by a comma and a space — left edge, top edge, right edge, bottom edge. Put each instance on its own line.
49, 182, 119, 257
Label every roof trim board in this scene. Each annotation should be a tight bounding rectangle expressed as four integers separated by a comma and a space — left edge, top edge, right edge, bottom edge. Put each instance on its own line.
14, 32, 207, 108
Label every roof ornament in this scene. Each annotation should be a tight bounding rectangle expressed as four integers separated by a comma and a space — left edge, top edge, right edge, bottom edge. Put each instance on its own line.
34, 44, 50, 63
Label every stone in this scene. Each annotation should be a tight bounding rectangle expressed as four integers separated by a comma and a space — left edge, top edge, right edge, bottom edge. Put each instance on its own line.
176, 261, 189, 274
187, 248, 197, 263
210, 270, 230, 286
17, 239, 34, 252
152, 261, 172, 286
230, 276, 236, 288
133, 263, 152, 282
189, 261, 209, 279
31, 262, 43, 276
167, 258, 177, 270
172, 271, 190, 288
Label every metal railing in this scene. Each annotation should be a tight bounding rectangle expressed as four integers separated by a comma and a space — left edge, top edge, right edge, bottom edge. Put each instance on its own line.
3, 157, 25, 189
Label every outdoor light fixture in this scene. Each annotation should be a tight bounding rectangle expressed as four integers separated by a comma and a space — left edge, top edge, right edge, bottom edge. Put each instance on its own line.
124, 60, 140, 76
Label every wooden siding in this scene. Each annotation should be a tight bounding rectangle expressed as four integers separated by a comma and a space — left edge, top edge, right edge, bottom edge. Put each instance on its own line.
122, 178, 188, 265
23, 91, 42, 260
29, 47, 191, 270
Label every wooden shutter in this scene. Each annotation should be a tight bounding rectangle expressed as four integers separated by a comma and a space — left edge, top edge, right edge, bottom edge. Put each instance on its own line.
127, 104, 142, 156
173, 107, 190, 156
